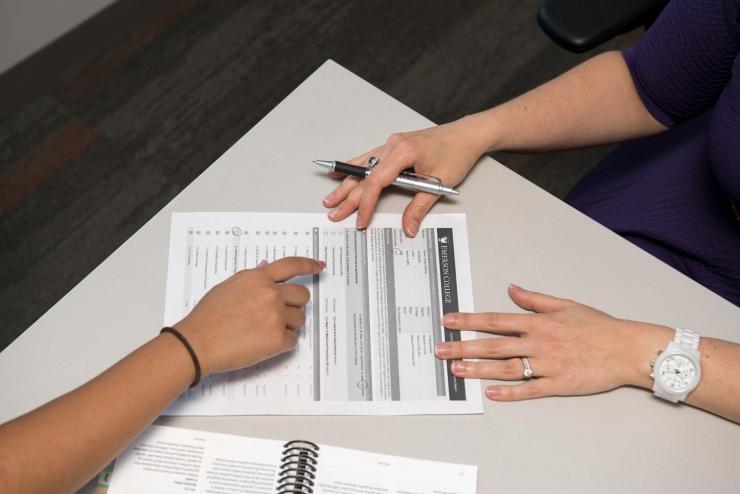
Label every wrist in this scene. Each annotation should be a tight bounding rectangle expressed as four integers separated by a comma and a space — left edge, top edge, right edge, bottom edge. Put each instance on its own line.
153, 332, 199, 390
451, 113, 499, 156
618, 321, 674, 389
171, 318, 214, 378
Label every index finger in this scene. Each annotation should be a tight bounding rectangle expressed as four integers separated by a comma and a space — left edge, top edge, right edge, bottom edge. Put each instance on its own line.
262, 257, 325, 282
329, 149, 378, 179
442, 312, 539, 335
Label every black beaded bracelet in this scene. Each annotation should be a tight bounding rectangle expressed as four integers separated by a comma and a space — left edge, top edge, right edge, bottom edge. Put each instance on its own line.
161, 327, 201, 388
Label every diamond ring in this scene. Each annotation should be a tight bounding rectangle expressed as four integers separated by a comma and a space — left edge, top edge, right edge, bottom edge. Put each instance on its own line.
521, 357, 534, 380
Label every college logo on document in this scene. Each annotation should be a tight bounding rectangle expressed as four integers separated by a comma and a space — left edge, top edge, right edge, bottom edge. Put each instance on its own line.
439, 236, 448, 244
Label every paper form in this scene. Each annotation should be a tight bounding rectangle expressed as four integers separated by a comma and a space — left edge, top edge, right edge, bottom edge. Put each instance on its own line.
107, 425, 478, 494
163, 213, 481, 415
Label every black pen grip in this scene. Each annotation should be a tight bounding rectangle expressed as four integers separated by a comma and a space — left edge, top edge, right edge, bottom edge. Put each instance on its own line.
333, 161, 369, 178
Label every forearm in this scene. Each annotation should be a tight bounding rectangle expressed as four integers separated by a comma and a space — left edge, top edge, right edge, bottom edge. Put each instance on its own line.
683, 338, 740, 422
456, 51, 667, 155
0, 333, 194, 493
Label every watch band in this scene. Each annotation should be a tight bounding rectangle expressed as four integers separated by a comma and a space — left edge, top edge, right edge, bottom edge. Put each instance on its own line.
675, 327, 700, 351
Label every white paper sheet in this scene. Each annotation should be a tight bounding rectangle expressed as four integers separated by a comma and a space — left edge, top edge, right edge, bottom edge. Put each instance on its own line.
164, 213, 481, 415
108, 425, 478, 494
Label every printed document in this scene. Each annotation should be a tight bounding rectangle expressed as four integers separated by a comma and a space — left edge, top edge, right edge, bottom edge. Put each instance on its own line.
164, 213, 481, 415
107, 425, 477, 494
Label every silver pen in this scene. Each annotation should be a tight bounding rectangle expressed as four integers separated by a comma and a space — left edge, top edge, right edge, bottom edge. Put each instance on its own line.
314, 159, 459, 196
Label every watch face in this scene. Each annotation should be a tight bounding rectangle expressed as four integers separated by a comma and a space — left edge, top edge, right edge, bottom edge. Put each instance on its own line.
658, 354, 697, 392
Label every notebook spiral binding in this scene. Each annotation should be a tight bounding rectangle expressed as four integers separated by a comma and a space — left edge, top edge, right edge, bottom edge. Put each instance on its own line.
276, 439, 320, 494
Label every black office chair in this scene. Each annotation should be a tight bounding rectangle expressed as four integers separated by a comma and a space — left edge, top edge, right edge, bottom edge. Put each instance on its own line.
537, 0, 670, 53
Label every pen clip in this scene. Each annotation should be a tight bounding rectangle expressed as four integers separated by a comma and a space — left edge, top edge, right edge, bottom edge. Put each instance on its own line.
402, 169, 443, 186
366, 157, 445, 188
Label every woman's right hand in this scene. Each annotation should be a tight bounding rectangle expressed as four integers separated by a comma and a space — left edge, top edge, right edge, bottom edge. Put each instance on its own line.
173, 257, 325, 376
322, 117, 488, 237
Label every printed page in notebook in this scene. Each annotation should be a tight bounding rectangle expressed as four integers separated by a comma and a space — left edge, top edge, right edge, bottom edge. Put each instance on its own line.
163, 213, 481, 416
106, 425, 478, 494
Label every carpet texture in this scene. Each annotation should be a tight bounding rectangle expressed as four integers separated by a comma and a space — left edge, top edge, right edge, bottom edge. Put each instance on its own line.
0, 0, 632, 351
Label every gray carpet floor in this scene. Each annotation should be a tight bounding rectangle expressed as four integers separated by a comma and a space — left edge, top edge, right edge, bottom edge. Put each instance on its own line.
0, 0, 633, 351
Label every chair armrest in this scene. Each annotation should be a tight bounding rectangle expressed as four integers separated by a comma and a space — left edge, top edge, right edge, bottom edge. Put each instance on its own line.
537, 0, 668, 53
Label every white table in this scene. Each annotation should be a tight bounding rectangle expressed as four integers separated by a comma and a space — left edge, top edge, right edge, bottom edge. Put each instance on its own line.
2, 60, 739, 493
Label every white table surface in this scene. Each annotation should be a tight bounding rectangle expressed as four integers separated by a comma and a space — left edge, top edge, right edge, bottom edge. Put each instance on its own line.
1, 60, 739, 493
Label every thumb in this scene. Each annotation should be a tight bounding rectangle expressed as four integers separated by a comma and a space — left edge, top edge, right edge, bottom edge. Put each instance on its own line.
508, 284, 575, 313
402, 192, 438, 237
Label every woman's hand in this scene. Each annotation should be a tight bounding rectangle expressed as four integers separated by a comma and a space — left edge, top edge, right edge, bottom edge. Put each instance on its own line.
174, 257, 325, 376
322, 118, 488, 237
435, 285, 674, 401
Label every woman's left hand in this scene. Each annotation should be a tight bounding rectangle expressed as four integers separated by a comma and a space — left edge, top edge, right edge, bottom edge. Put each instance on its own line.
435, 285, 673, 401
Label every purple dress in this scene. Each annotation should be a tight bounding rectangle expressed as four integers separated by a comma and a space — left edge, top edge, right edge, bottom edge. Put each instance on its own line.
566, 0, 740, 306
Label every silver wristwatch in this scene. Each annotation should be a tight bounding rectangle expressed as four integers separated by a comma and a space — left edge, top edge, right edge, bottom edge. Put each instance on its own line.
650, 328, 701, 403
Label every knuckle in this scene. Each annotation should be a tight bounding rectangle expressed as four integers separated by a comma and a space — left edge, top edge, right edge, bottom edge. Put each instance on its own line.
393, 139, 416, 158
409, 201, 427, 214
282, 332, 298, 349
296, 312, 307, 326
503, 359, 520, 377
265, 286, 281, 303
548, 356, 564, 374
364, 173, 383, 188
450, 341, 464, 356
539, 315, 560, 332
298, 285, 311, 301
527, 380, 544, 397
483, 339, 499, 356
485, 313, 500, 330
386, 132, 405, 145
268, 310, 283, 327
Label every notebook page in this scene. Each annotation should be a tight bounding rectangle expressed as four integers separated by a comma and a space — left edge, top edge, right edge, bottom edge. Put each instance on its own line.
313, 443, 477, 494
107, 425, 283, 494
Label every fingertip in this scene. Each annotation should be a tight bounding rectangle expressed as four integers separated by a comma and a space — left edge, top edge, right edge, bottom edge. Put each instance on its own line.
507, 284, 528, 303
257, 259, 269, 268
435, 342, 450, 358
355, 213, 369, 230
486, 386, 503, 400
442, 313, 458, 326
451, 361, 466, 375
405, 218, 419, 237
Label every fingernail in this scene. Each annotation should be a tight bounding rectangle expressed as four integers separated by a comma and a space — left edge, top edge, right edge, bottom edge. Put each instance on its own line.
509, 284, 523, 292
407, 219, 419, 237
452, 361, 466, 373
258, 259, 269, 267
435, 343, 450, 357
328, 208, 339, 219
486, 387, 501, 399
318, 260, 326, 270
443, 313, 457, 325
323, 193, 333, 205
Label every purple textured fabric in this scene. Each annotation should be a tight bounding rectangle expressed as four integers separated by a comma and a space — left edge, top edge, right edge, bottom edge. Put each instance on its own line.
567, 0, 740, 306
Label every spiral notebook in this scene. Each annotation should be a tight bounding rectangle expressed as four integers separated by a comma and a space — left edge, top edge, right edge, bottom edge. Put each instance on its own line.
105, 425, 477, 493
